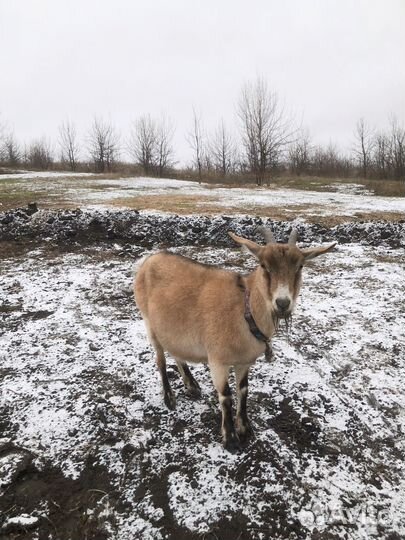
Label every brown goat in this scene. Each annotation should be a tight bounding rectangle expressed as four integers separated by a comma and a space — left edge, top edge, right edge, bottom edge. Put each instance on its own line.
134, 229, 335, 452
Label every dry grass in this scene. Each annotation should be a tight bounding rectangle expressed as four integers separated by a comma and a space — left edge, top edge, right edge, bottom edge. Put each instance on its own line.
176, 172, 405, 196
110, 194, 217, 213
108, 194, 405, 226
363, 178, 405, 197
270, 175, 358, 191
205, 175, 405, 197
0, 191, 78, 212
0, 175, 121, 211
1, 173, 403, 226
3, 166, 404, 196
175, 175, 359, 192
352, 210, 405, 221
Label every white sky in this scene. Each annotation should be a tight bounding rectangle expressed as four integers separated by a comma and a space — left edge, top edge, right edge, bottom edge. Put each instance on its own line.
0, 0, 404, 164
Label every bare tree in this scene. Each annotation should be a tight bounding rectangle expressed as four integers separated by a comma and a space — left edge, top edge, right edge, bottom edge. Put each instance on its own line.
87, 117, 120, 173
155, 116, 175, 177
238, 78, 295, 185
373, 131, 390, 179
27, 138, 53, 169
389, 116, 405, 181
288, 129, 312, 175
2, 132, 21, 166
203, 152, 214, 173
59, 120, 79, 171
353, 118, 374, 178
312, 143, 351, 178
209, 120, 236, 177
0, 114, 6, 163
187, 108, 205, 183
129, 115, 175, 177
21, 144, 29, 167
0, 113, 5, 139
128, 115, 157, 175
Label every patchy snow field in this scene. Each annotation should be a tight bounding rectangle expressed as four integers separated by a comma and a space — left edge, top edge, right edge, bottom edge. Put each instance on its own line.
48, 176, 405, 217
0, 171, 93, 180
1, 173, 404, 220
80, 176, 404, 218
1, 239, 404, 539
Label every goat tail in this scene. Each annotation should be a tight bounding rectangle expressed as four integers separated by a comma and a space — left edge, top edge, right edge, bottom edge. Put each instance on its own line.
133, 254, 150, 276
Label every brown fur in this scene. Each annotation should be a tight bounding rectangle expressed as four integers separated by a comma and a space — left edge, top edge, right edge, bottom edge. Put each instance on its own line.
134, 231, 336, 451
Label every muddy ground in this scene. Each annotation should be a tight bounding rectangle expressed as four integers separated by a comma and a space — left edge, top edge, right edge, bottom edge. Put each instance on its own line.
0, 209, 404, 539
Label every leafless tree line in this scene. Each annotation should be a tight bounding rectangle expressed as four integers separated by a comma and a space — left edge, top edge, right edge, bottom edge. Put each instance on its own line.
352, 117, 405, 180
186, 110, 240, 183
128, 114, 175, 177
0, 114, 176, 176
1, 77, 404, 183
0, 132, 52, 170
287, 117, 405, 180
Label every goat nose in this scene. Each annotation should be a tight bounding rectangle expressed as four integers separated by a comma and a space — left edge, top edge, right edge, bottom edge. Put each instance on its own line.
276, 297, 291, 311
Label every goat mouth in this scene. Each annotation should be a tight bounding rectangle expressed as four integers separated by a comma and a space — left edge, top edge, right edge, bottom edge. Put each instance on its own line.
272, 311, 293, 333
274, 309, 292, 319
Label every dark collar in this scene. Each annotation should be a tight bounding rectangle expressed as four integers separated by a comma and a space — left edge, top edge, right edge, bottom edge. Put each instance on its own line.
238, 278, 273, 362
243, 288, 269, 343
244, 287, 273, 362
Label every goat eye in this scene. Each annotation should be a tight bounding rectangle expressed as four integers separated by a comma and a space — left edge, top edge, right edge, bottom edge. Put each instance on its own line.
298, 264, 303, 271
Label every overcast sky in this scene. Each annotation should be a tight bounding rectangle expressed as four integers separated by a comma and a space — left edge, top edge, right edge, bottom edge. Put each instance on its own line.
1, 0, 404, 164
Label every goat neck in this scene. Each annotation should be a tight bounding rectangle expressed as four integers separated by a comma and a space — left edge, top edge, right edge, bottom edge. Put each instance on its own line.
244, 268, 276, 340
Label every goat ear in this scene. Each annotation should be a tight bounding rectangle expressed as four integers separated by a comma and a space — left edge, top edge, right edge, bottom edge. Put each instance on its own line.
228, 232, 262, 258
302, 243, 336, 261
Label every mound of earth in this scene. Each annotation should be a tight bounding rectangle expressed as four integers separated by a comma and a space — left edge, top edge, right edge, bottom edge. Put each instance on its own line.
1, 205, 404, 248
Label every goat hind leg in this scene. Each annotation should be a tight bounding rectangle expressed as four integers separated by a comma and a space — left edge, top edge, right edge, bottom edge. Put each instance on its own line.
150, 335, 176, 410
175, 359, 201, 398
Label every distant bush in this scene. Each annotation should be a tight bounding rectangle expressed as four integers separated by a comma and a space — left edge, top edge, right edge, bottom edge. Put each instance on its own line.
26, 138, 53, 170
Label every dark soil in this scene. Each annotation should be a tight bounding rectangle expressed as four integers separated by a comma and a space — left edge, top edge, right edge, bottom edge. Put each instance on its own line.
1, 205, 404, 248
0, 454, 113, 540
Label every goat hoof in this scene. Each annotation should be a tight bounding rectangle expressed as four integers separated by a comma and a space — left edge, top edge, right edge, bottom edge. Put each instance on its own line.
223, 434, 242, 453
237, 421, 254, 443
238, 429, 254, 444
164, 392, 176, 410
186, 384, 202, 399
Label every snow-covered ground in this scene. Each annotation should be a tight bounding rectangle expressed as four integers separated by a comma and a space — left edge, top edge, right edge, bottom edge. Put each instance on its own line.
1, 173, 404, 219
0, 170, 92, 180
73, 177, 405, 217
1, 240, 404, 539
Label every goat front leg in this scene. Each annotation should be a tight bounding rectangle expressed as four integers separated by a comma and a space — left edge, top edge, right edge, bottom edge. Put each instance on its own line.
235, 364, 254, 442
209, 362, 240, 452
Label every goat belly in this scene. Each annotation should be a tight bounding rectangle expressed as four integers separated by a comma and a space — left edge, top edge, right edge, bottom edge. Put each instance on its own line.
165, 341, 209, 364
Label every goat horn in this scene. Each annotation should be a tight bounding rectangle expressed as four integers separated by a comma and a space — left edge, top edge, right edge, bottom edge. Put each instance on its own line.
259, 227, 276, 244
288, 229, 298, 245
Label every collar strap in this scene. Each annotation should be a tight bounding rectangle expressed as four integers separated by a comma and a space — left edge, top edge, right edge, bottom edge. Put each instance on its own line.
244, 288, 269, 343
